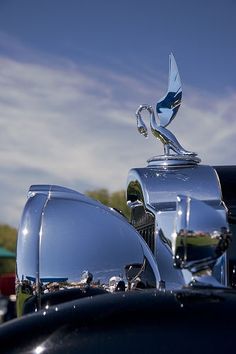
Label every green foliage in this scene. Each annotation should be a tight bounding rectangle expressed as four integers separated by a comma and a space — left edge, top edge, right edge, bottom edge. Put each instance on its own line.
0, 224, 17, 274
86, 188, 110, 206
86, 189, 130, 219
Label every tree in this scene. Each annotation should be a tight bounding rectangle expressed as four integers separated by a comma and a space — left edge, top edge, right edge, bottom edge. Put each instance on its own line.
86, 189, 130, 219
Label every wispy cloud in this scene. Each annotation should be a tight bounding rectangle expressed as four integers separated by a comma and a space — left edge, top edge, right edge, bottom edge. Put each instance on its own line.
0, 45, 235, 226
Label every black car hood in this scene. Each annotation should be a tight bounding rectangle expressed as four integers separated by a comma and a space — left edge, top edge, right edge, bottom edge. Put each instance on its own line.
0, 287, 236, 353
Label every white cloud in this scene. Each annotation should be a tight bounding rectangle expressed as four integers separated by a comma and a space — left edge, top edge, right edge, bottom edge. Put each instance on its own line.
0, 53, 235, 226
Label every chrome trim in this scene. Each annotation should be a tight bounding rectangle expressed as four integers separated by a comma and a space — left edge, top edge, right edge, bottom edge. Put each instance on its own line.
147, 154, 201, 166
130, 54, 230, 287
127, 165, 223, 210
16, 185, 160, 311
172, 195, 231, 276
127, 164, 229, 286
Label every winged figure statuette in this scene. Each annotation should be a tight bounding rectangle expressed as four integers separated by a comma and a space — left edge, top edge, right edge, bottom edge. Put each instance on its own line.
136, 53, 196, 157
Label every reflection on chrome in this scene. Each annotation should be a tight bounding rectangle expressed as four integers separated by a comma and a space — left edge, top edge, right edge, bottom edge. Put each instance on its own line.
172, 195, 231, 278
135, 53, 197, 161
129, 55, 231, 288
156, 53, 182, 128
34, 345, 46, 354
14, 53, 234, 322
16, 185, 160, 315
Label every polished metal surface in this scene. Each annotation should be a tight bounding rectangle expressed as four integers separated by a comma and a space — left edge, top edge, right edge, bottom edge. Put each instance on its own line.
127, 164, 225, 251
135, 54, 197, 163
147, 154, 201, 166
130, 53, 230, 285
156, 53, 182, 128
127, 163, 229, 286
15, 52, 233, 322
16, 185, 160, 311
127, 165, 223, 210
172, 195, 231, 277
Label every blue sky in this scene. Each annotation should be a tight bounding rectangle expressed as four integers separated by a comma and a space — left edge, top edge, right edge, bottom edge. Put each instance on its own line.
0, 0, 235, 226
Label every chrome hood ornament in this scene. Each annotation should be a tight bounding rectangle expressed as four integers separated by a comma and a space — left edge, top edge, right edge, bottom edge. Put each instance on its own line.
128, 54, 230, 288
136, 53, 200, 166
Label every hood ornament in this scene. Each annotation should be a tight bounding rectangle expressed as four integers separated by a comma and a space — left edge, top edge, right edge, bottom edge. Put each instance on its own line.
136, 53, 200, 166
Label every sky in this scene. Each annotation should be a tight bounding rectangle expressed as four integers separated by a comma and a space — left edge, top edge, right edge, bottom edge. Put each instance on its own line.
0, 0, 235, 226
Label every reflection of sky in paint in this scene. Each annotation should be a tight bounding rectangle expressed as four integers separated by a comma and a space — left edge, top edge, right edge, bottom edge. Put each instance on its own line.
0, 0, 235, 226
